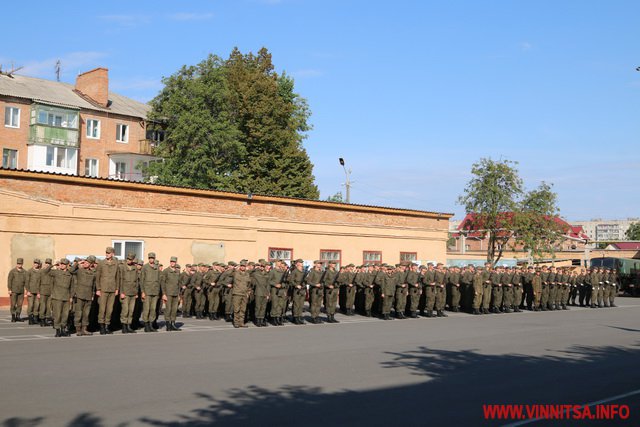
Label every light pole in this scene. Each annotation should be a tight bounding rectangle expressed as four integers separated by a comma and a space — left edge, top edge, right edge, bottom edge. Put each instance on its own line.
339, 157, 351, 204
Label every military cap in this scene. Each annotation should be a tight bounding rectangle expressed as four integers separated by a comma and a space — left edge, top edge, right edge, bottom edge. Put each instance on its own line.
294, 258, 304, 264
73, 257, 81, 262
186, 263, 192, 268
239, 260, 248, 266
33, 258, 41, 264
313, 260, 322, 264
105, 246, 115, 254
126, 253, 136, 261
197, 263, 205, 267
87, 255, 97, 263
60, 258, 70, 265
175, 264, 181, 269
136, 259, 143, 265
248, 261, 255, 266
328, 260, 337, 265
45, 258, 53, 264
16, 258, 23, 264
148, 252, 156, 258
228, 261, 237, 266
347, 263, 355, 268
170, 256, 178, 262
258, 259, 267, 264
240, 259, 249, 264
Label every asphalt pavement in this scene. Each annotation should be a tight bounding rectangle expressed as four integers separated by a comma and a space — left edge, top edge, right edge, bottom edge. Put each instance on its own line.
1, 299, 639, 426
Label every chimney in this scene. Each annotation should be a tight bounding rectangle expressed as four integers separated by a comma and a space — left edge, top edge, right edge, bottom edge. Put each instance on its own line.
75, 67, 109, 107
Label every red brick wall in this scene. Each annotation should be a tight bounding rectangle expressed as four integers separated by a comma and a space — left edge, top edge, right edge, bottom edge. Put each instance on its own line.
0, 98, 31, 170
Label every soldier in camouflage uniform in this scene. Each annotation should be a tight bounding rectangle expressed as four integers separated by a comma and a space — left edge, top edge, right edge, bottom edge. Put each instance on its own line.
434, 263, 448, 317
7, 258, 27, 322
180, 264, 194, 318
406, 263, 421, 318
471, 267, 484, 315
141, 252, 161, 332
95, 247, 120, 334
232, 261, 252, 328
393, 264, 408, 318
119, 253, 139, 333
161, 257, 182, 331
50, 259, 73, 337
72, 256, 96, 336
288, 259, 307, 325
38, 259, 53, 326
205, 263, 222, 320
26, 259, 42, 324
269, 260, 289, 325
322, 260, 340, 323
481, 263, 492, 314
252, 260, 271, 326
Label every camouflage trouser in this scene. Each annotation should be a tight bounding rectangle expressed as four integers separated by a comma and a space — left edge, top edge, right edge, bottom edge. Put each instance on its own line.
292, 287, 306, 317
207, 287, 221, 314
394, 287, 408, 312
597, 287, 604, 305
27, 294, 40, 317
194, 290, 206, 313
424, 286, 436, 311
51, 298, 69, 329
540, 285, 549, 308
609, 285, 616, 305
9, 293, 24, 316
408, 286, 421, 312
481, 284, 492, 309
223, 288, 234, 315
142, 295, 159, 322
182, 288, 193, 315
449, 284, 461, 309
309, 287, 323, 318
435, 285, 446, 310
363, 287, 375, 312
74, 298, 92, 329
120, 295, 136, 324
39, 294, 51, 320
164, 295, 179, 322
491, 286, 503, 309
513, 286, 523, 308
548, 285, 557, 308
502, 286, 513, 309
603, 285, 611, 305
324, 288, 339, 315
345, 285, 356, 310
381, 292, 394, 314
254, 295, 269, 320
270, 288, 287, 317
472, 284, 483, 309
98, 291, 116, 325
232, 294, 248, 326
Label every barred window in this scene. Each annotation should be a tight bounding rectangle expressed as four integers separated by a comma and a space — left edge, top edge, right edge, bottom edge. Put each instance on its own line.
363, 251, 382, 265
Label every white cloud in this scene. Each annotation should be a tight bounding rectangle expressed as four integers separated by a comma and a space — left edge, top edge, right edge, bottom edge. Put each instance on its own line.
168, 12, 214, 21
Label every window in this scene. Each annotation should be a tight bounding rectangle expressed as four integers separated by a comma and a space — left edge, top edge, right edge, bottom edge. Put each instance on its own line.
115, 162, 127, 179
4, 107, 20, 128
146, 129, 165, 143
320, 249, 342, 268
363, 251, 382, 265
2, 148, 18, 169
116, 124, 129, 143
86, 119, 100, 139
36, 108, 78, 128
45, 146, 76, 169
400, 252, 417, 263
112, 240, 144, 261
268, 248, 293, 265
85, 158, 99, 177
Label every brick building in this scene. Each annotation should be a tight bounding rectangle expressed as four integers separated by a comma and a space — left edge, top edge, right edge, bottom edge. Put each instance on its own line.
0, 169, 452, 303
0, 68, 160, 181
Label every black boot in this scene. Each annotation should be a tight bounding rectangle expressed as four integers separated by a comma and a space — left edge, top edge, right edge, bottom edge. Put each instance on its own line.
365, 310, 372, 317
172, 321, 181, 331
15, 314, 24, 322
425, 310, 433, 318
144, 322, 151, 333
166, 322, 171, 331
473, 308, 480, 315
11, 314, 15, 323
333, 314, 340, 323
55, 328, 62, 337
99, 324, 107, 335
28, 315, 34, 325
410, 311, 418, 318
122, 324, 129, 334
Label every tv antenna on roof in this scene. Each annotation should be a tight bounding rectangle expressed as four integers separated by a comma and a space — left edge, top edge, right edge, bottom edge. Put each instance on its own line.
55, 60, 61, 81
0, 62, 24, 77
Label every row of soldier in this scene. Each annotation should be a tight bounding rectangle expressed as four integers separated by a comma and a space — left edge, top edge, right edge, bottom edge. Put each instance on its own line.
7, 248, 619, 337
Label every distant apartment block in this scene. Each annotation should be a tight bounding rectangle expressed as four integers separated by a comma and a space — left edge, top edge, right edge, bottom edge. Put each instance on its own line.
0, 67, 162, 181
572, 219, 640, 242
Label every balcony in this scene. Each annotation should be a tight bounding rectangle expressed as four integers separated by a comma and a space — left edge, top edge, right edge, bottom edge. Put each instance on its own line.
139, 139, 158, 155
29, 124, 79, 147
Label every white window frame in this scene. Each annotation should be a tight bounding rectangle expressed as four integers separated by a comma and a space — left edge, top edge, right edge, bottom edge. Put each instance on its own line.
85, 158, 99, 177
5, 106, 20, 128
320, 249, 342, 269
2, 148, 18, 169
86, 119, 101, 139
116, 124, 129, 143
112, 239, 145, 261
400, 252, 417, 263
115, 161, 127, 179
45, 146, 76, 169
268, 248, 293, 265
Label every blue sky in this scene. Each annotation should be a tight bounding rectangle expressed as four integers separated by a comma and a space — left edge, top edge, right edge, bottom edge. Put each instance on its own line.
2, 0, 639, 221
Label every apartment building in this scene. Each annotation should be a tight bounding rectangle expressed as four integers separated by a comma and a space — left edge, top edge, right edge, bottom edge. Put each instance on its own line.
0, 68, 160, 181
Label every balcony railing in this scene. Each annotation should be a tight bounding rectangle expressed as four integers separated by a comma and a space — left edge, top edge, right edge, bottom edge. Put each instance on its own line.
139, 139, 158, 155
29, 124, 79, 147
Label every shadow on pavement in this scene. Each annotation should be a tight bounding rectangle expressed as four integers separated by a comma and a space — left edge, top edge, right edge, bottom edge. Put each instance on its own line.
3, 342, 640, 426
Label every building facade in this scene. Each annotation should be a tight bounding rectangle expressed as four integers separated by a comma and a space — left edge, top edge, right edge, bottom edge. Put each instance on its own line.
0, 68, 160, 181
572, 219, 640, 243
0, 169, 452, 302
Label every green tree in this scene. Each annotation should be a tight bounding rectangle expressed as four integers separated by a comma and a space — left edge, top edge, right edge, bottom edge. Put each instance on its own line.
625, 222, 640, 240
458, 158, 562, 265
147, 48, 319, 199
326, 192, 344, 202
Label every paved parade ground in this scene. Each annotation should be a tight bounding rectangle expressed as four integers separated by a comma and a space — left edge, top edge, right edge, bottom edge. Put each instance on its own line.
1, 299, 639, 426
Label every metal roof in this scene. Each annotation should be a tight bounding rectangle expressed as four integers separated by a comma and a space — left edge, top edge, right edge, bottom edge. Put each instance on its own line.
0, 74, 150, 119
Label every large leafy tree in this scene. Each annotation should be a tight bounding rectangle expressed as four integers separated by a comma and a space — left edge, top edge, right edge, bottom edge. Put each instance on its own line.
458, 158, 562, 265
626, 222, 640, 240
147, 48, 319, 199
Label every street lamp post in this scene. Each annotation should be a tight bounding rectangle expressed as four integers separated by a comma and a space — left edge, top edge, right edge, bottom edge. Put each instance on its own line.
338, 157, 351, 204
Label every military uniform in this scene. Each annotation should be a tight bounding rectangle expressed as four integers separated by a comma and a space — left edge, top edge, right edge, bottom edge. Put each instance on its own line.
180, 266, 194, 317
288, 260, 306, 324
72, 258, 96, 335
421, 267, 436, 317
50, 259, 73, 336
393, 266, 408, 318
322, 263, 340, 323
140, 254, 161, 332
378, 267, 394, 320
190, 264, 206, 319
471, 270, 484, 314
532, 273, 542, 310
481, 268, 492, 314
219, 265, 235, 321
447, 267, 461, 312
434, 267, 447, 317
540, 269, 550, 310
340, 265, 357, 316
161, 258, 182, 331
490, 269, 502, 313
7, 259, 27, 322
38, 260, 53, 326
252, 262, 271, 326
500, 269, 513, 313
26, 260, 42, 324
269, 262, 289, 325
406, 265, 421, 317
232, 265, 251, 328
204, 266, 222, 320
95, 247, 120, 333
119, 256, 140, 333
359, 267, 376, 317
511, 269, 523, 312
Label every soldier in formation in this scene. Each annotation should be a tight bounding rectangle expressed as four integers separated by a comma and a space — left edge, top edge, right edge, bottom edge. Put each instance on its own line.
8, 252, 622, 337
